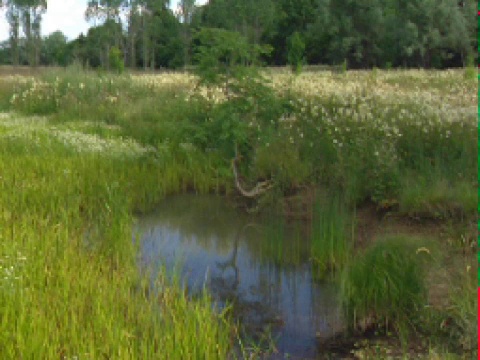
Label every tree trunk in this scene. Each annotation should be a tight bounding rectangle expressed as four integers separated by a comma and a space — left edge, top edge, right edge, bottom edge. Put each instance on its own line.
143, 17, 148, 71
128, 13, 137, 68
9, 10, 20, 66
23, 9, 33, 66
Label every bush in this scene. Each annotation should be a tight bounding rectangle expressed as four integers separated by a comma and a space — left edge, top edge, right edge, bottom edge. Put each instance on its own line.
287, 32, 305, 74
463, 53, 476, 80
109, 46, 124, 74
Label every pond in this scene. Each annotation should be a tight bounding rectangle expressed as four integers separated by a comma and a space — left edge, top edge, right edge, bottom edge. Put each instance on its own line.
134, 194, 344, 359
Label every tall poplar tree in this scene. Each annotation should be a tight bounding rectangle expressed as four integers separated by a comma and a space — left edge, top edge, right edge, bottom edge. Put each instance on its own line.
5, 0, 46, 67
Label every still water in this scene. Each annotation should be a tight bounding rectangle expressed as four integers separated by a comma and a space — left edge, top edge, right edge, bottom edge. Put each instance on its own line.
134, 195, 343, 359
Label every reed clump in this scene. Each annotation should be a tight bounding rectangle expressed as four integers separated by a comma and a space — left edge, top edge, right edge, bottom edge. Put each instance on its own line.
339, 236, 432, 342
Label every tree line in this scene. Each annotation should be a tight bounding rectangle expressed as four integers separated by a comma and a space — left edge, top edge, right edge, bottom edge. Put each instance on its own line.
0, 0, 476, 70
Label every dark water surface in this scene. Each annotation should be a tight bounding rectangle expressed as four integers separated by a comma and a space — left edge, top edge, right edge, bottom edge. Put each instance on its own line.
134, 195, 343, 359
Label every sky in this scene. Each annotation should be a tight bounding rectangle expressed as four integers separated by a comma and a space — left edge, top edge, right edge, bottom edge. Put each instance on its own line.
0, 0, 207, 42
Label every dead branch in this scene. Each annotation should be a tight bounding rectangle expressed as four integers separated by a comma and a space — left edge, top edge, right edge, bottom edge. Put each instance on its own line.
231, 144, 273, 198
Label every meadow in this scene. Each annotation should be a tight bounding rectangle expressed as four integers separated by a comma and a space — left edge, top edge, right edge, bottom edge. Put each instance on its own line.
0, 65, 476, 358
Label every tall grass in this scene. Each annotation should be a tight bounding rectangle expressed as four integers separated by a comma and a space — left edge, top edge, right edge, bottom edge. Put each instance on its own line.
310, 194, 354, 279
340, 236, 432, 343
0, 116, 235, 358
1, 67, 475, 218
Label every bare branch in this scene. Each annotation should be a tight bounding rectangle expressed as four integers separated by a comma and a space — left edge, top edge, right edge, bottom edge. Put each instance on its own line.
231, 144, 273, 198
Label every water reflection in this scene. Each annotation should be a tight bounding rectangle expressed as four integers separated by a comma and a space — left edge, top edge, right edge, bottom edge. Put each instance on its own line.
134, 194, 343, 359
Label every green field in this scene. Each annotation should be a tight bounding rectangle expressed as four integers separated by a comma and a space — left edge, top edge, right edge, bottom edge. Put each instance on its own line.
0, 66, 476, 359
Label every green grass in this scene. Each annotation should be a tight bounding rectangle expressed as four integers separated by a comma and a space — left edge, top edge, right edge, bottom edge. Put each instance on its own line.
399, 175, 477, 219
0, 116, 235, 358
310, 193, 354, 279
429, 259, 477, 356
340, 236, 433, 343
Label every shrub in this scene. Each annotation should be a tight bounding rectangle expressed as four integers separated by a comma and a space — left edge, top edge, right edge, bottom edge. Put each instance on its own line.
463, 53, 476, 80
287, 32, 305, 75
109, 46, 124, 74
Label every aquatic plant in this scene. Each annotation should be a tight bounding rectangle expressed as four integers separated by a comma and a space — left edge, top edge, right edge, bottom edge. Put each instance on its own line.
310, 194, 353, 279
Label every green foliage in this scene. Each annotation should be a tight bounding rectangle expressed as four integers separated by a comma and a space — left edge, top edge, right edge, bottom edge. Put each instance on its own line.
0, 67, 475, 357
254, 138, 311, 189
108, 46, 124, 74
340, 236, 431, 341
191, 27, 288, 183
1, 0, 477, 69
287, 31, 305, 74
417, 260, 476, 357
193, 28, 270, 89
340, 58, 347, 73
41, 30, 69, 66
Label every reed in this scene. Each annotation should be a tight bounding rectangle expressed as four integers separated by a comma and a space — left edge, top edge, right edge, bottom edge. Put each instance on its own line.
310, 194, 354, 279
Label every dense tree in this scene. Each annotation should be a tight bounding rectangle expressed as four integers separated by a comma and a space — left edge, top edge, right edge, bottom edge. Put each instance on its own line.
176, 0, 195, 66
15, 0, 47, 66
123, 0, 142, 68
266, 0, 316, 64
0, 0, 476, 69
3, 0, 46, 66
85, 0, 125, 69
6, 2, 21, 65
41, 30, 69, 66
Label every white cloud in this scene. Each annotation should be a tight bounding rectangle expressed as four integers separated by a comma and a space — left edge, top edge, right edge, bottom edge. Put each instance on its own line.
0, 0, 90, 42
42, 0, 91, 40
0, 0, 208, 43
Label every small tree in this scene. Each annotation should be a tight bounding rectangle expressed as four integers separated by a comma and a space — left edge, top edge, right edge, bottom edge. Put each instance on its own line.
193, 28, 270, 97
108, 46, 124, 74
287, 32, 305, 74
192, 28, 278, 200
464, 52, 476, 80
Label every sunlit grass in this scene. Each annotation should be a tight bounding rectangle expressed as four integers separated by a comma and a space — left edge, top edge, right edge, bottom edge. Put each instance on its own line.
0, 115, 234, 358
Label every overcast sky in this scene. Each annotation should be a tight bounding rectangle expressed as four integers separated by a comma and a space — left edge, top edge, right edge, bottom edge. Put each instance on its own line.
0, 0, 207, 42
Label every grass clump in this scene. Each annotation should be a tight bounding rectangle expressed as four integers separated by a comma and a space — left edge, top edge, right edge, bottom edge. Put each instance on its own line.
443, 265, 477, 355
340, 236, 432, 342
423, 261, 477, 357
310, 194, 354, 279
